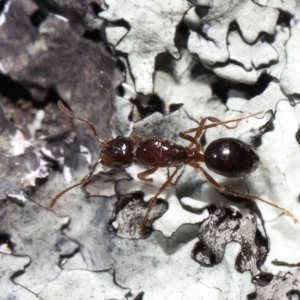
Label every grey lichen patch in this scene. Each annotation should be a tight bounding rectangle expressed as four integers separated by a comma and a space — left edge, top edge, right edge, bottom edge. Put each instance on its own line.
0, 104, 48, 203
0, 253, 41, 300
0, 199, 78, 294
250, 100, 300, 274
188, 0, 279, 66
186, 0, 288, 86
281, 7, 300, 96
0, 0, 122, 145
115, 178, 209, 238
192, 207, 258, 272
109, 192, 168, 239
211, 23, 289, 85
100, 0, 191, 94
254, 271, 300, 300
84, 169, 131, 197
39, 269, 130, 300
35, 0, 105, 33
154, 48, 218, 120
3, 0, 300, 298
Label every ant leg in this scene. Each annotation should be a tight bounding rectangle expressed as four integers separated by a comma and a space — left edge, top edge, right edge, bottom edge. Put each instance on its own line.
207, 117, 239, 129
138, 167, 159, 183
58, 101, 104, 145
139, 166, 182, 235
131, 136, 145, 143
179, 115, 237, 150
182, 111, 263, 136
179, 118, 207, 151
178, 132, 201, 151
49, 159, 101, 208
189, 161, 297, 222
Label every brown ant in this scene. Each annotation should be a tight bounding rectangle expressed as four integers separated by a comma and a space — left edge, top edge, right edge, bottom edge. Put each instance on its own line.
50, 101, 297, 235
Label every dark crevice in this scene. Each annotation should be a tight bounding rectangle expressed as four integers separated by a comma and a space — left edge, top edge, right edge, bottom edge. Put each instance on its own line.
11, 269, 26, 281
255, 228, 269, 268
169, 103, 183, 113
194, 6, 210, 19
0, 0, 8, 14
295, 125, 300, 145
287, 290, 300, 299
229, 21, 276, 45
114, 61, 126, 96
211, 72, 273, 104
59, 247, 80, 266
0, 234, 14, 252
116, 84, 125, 97
30, 9, 48, 27
133, 292, 144, 300
247, 293, 257, 300
191, 240, 217, 266
253, 272, 274, 287
130, 94, 165, 118
277, 9, 292, 27
0, 74, 34, 103
43, 88, 62, 106
90, 2, 103, 16
82, 29, 102, 42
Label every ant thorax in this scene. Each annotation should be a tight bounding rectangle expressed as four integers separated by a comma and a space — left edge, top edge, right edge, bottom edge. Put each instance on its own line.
134, 138, 190, 167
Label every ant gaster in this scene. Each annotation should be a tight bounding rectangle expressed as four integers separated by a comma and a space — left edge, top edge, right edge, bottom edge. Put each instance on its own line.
50, 101, 297, 235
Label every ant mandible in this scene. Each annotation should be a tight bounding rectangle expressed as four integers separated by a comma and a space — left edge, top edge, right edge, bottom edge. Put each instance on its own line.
50, 101, 297, 235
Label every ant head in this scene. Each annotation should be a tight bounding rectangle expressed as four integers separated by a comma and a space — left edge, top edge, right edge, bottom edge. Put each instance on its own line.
100, 136, 134, 169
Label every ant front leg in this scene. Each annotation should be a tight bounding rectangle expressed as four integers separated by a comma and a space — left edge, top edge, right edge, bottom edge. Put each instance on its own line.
49, 159, 101, 208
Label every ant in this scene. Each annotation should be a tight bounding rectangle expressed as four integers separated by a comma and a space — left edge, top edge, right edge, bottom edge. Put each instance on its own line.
50, 101, 297, 235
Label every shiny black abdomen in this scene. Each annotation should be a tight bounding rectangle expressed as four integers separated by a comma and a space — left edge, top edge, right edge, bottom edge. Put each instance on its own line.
204, 138, 259, 177
135, 138, 188, 167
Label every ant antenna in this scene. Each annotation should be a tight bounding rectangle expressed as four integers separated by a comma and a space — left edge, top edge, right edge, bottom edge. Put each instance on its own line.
183, 111, 263, 135
49, 100, 106, 208
57, 100, 104, 145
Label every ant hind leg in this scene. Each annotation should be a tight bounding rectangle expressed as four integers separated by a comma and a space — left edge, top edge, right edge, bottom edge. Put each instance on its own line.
189, 161, 297, 222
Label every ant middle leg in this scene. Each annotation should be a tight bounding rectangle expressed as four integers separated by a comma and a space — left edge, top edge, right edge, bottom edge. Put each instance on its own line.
139, 117, 209, 235
188, 161, 297, 222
